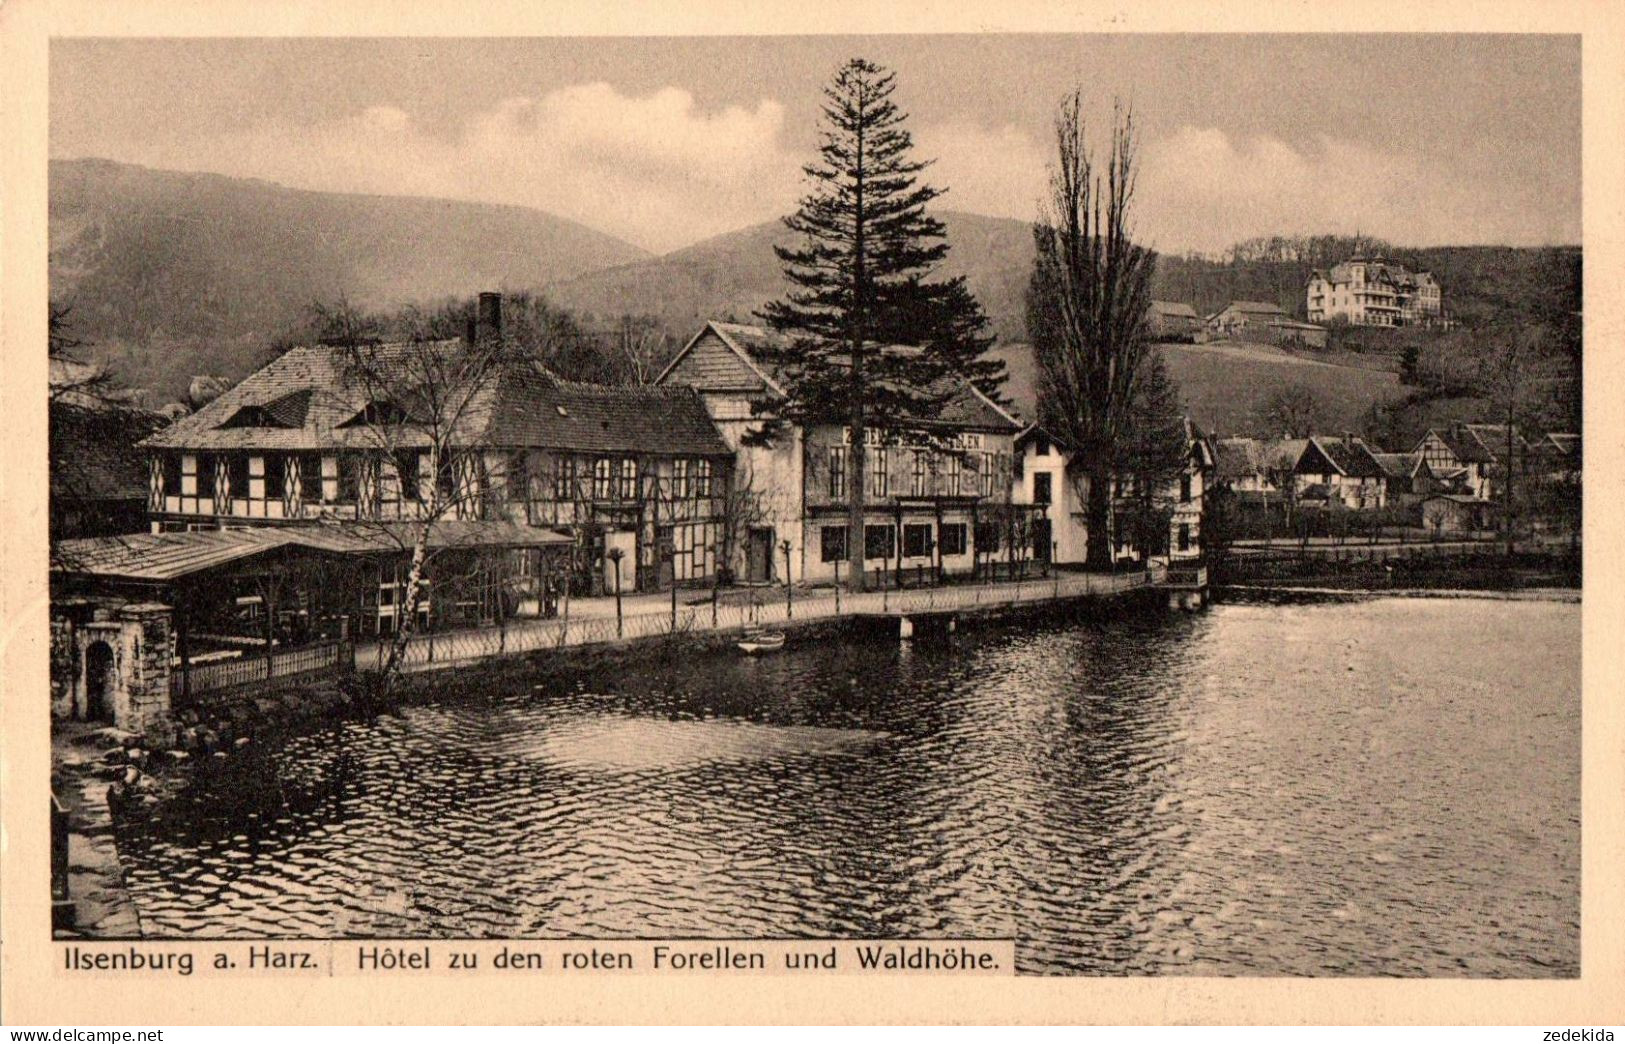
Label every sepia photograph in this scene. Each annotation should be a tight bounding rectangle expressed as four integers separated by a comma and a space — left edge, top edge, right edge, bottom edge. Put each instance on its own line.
37, 29, 1586, 983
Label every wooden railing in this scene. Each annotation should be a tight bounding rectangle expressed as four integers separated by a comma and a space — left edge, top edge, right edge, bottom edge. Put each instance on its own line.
171, 638, 354, 698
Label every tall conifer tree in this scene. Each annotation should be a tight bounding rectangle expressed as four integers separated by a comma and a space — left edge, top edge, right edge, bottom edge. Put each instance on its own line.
758, 58, 1001, 590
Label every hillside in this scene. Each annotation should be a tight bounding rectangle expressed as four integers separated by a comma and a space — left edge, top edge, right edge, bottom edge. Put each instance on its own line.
994, 340, 1407, 439
49, 159, 650, 402
546, 210, 1036, 343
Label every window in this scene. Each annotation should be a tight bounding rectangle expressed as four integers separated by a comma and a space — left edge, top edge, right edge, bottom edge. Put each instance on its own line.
617, 458, 638, 500
945, 454, 961, 497
672, 458, 691, 500
820, 526, 847, 563
982, 452, 997, 496
161, 454, 181, 497
903, 523, 933, 558
1177, 523, 1191, 552
436, 453, 459, 505
695, 459, 713, 498
195, 453, 216, 498
1035, 436, 1051, 457
338, 455, 362, 503
1033, 472, 1053, 506
1180, 473, 1193, 503
593, 458, 612, 500
828, 446, 847, 498
555, 457, 577, 501
911, 451, 929, 497
299, 453, 324, 502
864, 524, 895, 561
870, 447, 888, 498
394, 450, 422, 502
264, 455, 286, 500
974, 522, 1000, 553
505, 451, 528, 505
940, 523, 968, 557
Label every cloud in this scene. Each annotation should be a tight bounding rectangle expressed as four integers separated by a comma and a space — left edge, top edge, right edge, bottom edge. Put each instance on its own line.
122, 84, 804, 253
904, 121, 1577, 253
1135, 126, 1582, 253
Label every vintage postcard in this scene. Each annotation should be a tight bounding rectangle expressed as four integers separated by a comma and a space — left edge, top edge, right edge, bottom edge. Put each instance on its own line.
2, 0, 1622, 1027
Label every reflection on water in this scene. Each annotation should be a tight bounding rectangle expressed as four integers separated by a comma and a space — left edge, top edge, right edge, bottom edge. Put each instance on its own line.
116, 596, 1580, 976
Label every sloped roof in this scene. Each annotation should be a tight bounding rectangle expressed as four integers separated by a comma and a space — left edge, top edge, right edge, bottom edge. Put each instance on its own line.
1213, 437, 1306, 482
1149, 300, 1199, 319
50, 400, 166, 503
1369, 451, 1424, 479
53, 521, 571, 583
675, 321, 1020, 433
1223, 300, 1287, 316
1306, 435, 1387, 479
144, 340, 730, 458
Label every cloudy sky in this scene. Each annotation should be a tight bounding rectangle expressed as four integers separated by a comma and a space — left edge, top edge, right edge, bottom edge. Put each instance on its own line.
51, 35, 1581, 256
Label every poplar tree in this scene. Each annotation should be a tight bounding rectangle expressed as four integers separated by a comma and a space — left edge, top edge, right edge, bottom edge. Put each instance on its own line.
1026, 92, 1158, 569
757, 58, 1000, 590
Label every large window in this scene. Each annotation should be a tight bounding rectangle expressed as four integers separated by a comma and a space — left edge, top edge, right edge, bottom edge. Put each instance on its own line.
695, 459, 713, 498
820, 525, 847, 564
264, 454, 287, 500
161, 454, 181, 497
220, 456, 246, 499
394, 450, 422, 502
981, 452, 996, 496
555, 457, 577, 501
864, 524, 895, 561
945, 454, 961, 497
940, 523, 968, 557
338, 455, 362, 503
1177, 523, 1191, 552
911, 451, 928, 497
1180, 473, 1193, 503
870, 447, 888, 498
828, 446, 847, 499
195, 453, 216, 498
593, 458, 612, 500
1033, 471, 1053, 506
974, 522, 1000, 553
617, 457, 638, 500
672, 458, 691, 500
903, 523, 933, 558
299, 453, 324, 502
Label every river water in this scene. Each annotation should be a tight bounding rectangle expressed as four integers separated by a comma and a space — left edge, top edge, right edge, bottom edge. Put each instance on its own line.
115, 595, 1580, 976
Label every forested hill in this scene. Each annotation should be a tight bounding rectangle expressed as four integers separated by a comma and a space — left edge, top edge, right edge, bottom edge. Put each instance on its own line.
1154, 235, 1582, 325
49, 159, 650, 403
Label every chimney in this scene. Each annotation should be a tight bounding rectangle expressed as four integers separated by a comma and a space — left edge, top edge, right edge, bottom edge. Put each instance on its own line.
476, 291, 503, 344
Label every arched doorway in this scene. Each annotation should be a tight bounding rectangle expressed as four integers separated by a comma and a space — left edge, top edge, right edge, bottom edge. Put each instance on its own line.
83, 641, 115, 722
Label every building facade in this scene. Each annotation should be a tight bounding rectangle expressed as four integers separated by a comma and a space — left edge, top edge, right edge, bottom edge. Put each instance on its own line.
657, 321, 1029, 586
141, 299, 735, 612
1306, 257, 1444, 328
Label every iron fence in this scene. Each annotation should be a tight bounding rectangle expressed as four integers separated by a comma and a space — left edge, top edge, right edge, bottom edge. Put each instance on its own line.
354, 569, 1159, 675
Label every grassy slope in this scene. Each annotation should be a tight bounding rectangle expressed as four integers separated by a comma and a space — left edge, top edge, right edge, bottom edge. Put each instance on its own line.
994, 339, 1407, 440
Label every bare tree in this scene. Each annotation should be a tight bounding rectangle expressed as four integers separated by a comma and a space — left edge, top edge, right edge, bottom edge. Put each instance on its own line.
1025, 93, 1157, 569
612, 315, 673, 386
1260, 383, 1325, 438
333, 326, 518, 694
715, 457, 771, 586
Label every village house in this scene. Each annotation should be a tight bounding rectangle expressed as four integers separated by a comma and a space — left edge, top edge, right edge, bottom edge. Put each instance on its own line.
1206, 301, 1329, 348
1212, 437, 1306, 499
1368, 451, 1441, 508
656, 321, 1030, 585
1413, 422, 1531, 502
139, 294, 735, 627
1306, 256, 1444, 328
1291, 434, 1389, 510
1147, 301, 1203, 343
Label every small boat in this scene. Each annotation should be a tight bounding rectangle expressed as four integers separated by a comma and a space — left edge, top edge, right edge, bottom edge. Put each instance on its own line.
737, 629, 786, 654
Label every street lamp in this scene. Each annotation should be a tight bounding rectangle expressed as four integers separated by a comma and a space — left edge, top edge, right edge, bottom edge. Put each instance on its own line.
780, 539, 794, 618
607, 546, 624, 638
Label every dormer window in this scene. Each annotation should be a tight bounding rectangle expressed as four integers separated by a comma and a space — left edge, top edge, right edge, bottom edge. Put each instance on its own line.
216, 390, 312, 429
